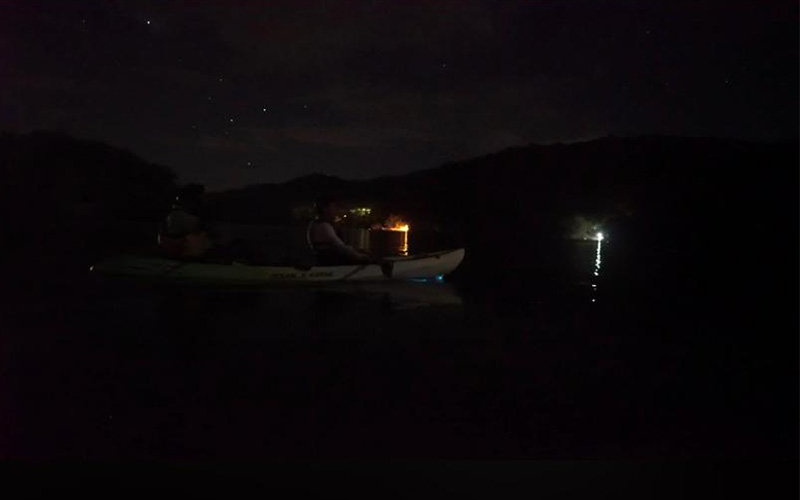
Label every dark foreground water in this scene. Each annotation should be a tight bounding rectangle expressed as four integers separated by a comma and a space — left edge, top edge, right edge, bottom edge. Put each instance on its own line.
0, 236, 796, 494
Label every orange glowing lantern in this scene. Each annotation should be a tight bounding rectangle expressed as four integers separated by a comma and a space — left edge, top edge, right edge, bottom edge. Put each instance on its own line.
374, 216, 410, 255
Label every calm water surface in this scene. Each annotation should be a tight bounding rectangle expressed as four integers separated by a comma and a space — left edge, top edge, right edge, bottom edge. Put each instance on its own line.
1, 235, 795, 460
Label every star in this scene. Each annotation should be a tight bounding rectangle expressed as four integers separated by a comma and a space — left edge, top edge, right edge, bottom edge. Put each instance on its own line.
247, 161, 252, 166
303, 104, 308, 109
218, 77, 224, 82
262, 107, 267, 112
146, 20, 151, 25
229, 118, 234, 123
207, 96, 213, 101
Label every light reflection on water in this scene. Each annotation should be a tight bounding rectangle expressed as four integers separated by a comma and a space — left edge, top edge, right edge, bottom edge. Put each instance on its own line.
400, 230, 409, 256
348, 228, 409, 256
591, 238, 603, 303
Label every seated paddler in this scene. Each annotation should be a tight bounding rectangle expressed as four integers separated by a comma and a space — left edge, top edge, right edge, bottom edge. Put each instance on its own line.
158, 184, 213, 258
306, 194, 372, 266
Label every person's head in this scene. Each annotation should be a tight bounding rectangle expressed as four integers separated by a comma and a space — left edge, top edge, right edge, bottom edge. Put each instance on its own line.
314, 194, 337, 220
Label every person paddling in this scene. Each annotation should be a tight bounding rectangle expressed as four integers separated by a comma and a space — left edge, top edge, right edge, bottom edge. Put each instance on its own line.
306, 194, 372, 265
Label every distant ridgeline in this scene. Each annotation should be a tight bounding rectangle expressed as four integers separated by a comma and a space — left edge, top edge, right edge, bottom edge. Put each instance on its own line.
1, 131, 795, 280
210, 135, 797, 252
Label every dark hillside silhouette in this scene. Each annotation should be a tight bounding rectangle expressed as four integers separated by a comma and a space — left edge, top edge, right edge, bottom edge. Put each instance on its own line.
1, 131, 795, 289
209, 135, 797, 277
0, 132, 176, 290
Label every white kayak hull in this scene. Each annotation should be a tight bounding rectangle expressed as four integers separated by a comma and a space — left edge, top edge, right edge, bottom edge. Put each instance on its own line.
91, 249, 465, 283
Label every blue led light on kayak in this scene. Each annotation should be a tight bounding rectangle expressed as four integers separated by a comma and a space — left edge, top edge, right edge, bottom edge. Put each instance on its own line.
408, 275, 444, 283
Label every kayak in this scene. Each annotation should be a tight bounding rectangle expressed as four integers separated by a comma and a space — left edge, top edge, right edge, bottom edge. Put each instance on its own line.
90, 248, 465, 284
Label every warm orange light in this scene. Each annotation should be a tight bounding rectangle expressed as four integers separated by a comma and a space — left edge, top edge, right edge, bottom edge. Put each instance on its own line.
375, 217, 410, 256
382, 216, 410, 232
386, 222, 409, 255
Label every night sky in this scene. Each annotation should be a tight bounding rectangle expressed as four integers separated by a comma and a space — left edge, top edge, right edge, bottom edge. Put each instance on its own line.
2, 1, 796, 188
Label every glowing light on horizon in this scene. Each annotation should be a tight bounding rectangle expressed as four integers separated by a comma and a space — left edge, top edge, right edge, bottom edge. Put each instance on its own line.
383, 222, 410, 255
375, 218, 410, 256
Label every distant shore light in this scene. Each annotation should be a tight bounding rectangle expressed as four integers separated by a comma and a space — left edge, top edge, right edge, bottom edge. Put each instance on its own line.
596, 232, 604, 241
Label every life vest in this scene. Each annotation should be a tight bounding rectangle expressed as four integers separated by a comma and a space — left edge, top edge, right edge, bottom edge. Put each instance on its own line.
157, 233, 186, 258
157, 232, 212, 259
306, 220, 350, 265
158, 207, 211, 258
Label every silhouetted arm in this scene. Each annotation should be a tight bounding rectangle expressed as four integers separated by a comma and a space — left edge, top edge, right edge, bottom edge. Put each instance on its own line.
315, 223, 369, 261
